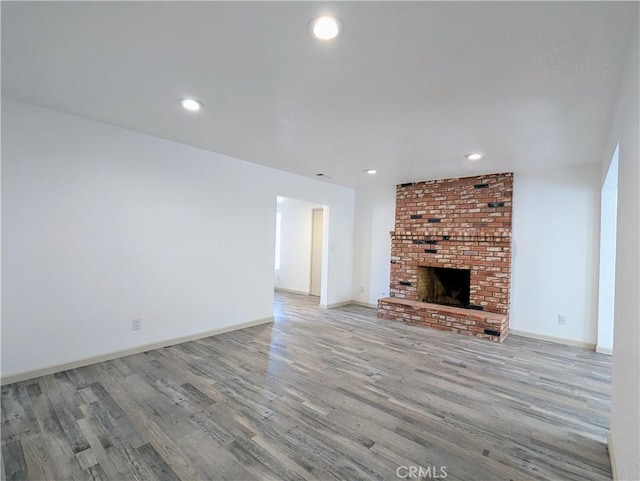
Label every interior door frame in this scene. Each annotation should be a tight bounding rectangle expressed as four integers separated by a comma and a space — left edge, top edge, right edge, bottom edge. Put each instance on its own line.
309, 207, 323, 297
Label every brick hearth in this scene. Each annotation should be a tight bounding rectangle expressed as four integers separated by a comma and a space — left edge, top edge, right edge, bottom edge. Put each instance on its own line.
378, 173, 513, 342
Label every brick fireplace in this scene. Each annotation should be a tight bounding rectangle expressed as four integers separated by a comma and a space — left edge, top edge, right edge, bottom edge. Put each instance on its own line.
377, 172, 513, 342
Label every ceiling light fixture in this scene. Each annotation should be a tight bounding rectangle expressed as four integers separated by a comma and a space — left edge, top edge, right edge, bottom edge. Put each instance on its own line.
365, 169, 377, 175
465, 153, 483, 161
311, 16, 341, 40
180, 98, 203, 112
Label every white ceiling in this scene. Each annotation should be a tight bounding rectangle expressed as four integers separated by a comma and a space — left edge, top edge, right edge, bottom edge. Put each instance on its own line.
2, 2, 637, 188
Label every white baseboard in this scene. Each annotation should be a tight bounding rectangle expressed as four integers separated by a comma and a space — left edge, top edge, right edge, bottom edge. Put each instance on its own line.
596, 345, 613, 356
1, 316, 274, 386
274, 287, 310, 296
320, 300, 379, 309
321, 299, 363, 309
320, 301, 351, 309
275, 290, 376, 309
608, 433, 618, 480
509, 329, 596, 350
350, 300, 378, 309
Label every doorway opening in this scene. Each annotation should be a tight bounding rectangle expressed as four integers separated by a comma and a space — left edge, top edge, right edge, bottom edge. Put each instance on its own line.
274, 196, 326, 305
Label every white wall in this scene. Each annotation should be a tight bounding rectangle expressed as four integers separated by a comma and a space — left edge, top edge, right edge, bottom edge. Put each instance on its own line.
352, 186, 396, 307
1, 98, 354, 379
510, 165, 601, 344
352, 170, 601, 346
596, 148, 618, 354
603, 18, 639, 481
275, 197, 321, 294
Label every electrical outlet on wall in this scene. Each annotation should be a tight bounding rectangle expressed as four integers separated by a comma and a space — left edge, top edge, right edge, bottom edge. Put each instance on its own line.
558, 315, 567, 325
132, 318, 142, 331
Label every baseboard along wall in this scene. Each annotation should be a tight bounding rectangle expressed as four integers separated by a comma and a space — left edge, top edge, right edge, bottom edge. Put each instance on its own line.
1, 316, 274, 386
509, 329, 596, 350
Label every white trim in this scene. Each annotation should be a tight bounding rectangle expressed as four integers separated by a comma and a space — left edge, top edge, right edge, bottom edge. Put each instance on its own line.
509, 329, 596, 350
274, 287, 309, 296
319, 300, 353, 309
608, 433, 618, 480
317, 299, 378, 309
1, 317, 274, 386
310, 207, 324, 297
350, 300, 378, 309
596, 345, 613, 356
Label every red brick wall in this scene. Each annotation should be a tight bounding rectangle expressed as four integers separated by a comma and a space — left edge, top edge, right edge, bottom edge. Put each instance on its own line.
378, 173, 513, 341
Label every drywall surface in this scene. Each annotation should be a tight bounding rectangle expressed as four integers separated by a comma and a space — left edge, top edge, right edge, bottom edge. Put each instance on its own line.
1, 98, 354, 378
510, 165, 601, 344
352, 186, 396, 306
603, 19, 640, 481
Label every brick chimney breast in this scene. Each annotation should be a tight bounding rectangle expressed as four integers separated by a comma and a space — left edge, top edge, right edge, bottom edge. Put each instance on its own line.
378, 173, 513, 343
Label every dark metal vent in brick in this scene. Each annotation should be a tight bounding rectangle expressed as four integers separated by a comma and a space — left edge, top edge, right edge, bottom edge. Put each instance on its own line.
399, 281, 412, 286
400, 182, 413, 187
427, 218, 441, 223
488, 202, 505, 208
410, 214, 423, 219
442, 235, 450, 240
474, 183, 489, 189
424, 249, 437, 254
390, 260, 397, 264
425, 240, 437, 245
484, 329, 501, 337
412, 240, 425, 244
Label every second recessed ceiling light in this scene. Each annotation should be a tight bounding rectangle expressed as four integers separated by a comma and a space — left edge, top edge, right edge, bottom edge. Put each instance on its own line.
180, 98, 203, 111
311, 16, 341, 40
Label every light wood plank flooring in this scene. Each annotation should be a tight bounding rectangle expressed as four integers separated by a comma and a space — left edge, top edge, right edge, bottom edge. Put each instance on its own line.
2, 292, 612, 480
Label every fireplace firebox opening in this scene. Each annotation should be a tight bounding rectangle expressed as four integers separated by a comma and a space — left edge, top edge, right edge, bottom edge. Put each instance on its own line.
417, 266, 471, 308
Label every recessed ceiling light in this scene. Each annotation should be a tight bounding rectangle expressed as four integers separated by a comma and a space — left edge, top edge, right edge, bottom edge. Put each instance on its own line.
311, 16, 341, 40
365, 169, 377, 175
465, 153, 483, 161
180, 98, 203, 111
